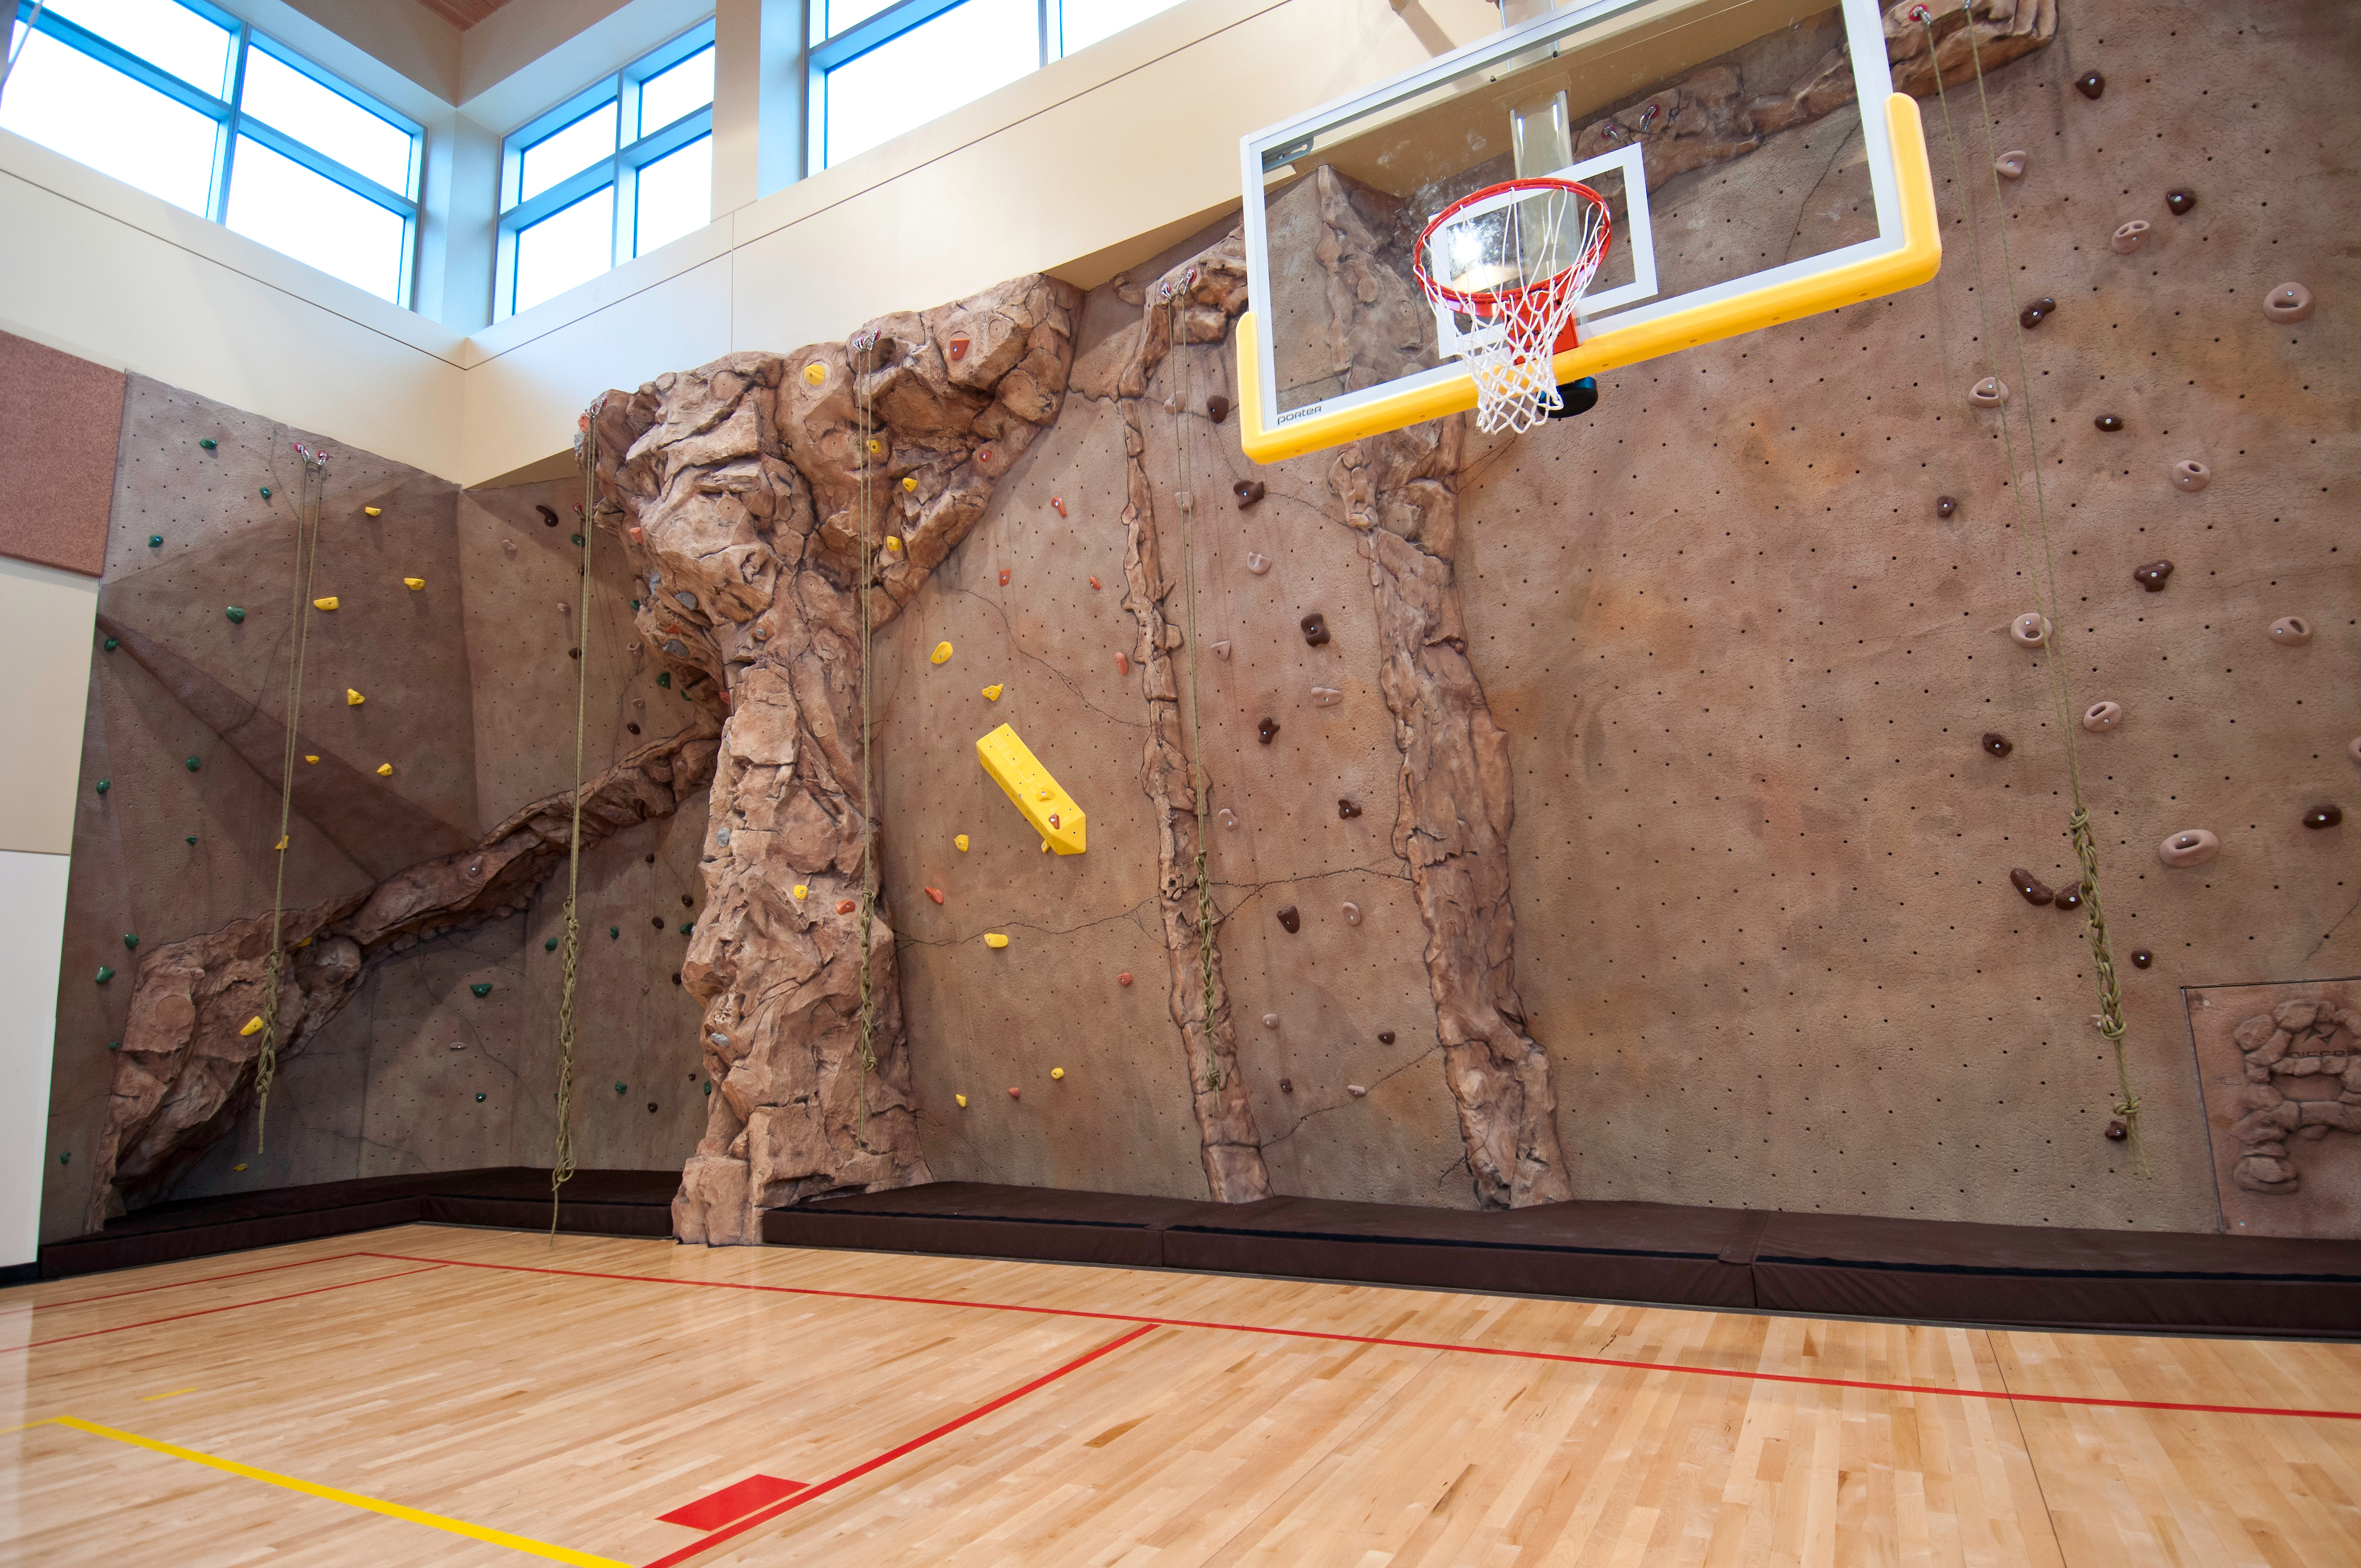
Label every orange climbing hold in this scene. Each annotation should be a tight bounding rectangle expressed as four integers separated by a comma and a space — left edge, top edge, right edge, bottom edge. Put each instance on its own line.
836, 899, 855, 913
1118, 972, 1132, 986
1051, 497, 1067, 518
1089, 576, 1100, 590
925, 886, 945, 904
998, 568, 1010, 587
1115, 652, 1129, 676
1007, 1086, 1020, 1098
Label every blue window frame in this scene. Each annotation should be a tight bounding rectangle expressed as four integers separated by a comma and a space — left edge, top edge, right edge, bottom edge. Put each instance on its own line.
497, 21, 716, 319
2, 0, 423, 306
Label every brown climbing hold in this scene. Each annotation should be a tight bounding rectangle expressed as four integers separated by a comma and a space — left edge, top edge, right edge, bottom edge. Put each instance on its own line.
1377, 1030, 1394, 1044
2268, 616, 2311, 646
1118, 972, 1132, 986
2170, 460, 2210, 493
2164, 189, 2196, 216
1280, 1078, 1292, 1093
2019, 296, 2056, 329
2128, 949, 2153, 970
1301, 612, 1329, 647
1258, 717, 1278, 744
536, 504, 560, 527
1234, 480, 1265, 509
2106, 1120, 2129, 1142
1982, 733, 2012, 758
836, 899, 856, 913
2095, 413, 2123, 432
2262, 283, 2314, 324
2110, 220, 2150, 255
2132, 560, 2173, 591
2075, 70, 2104, 99
2054, 885, 2083, 913
1339, 799, 1361, 819
1969, 376, 2006, 408
2082, 700, 2124, 732
1207, 395, 1231, 424
948, 336, 970, 361
1935, 496, 1957, 518
1994, 149, 2027, 179
2010, 613, 2050, 649
2009, 868, 2055, 906
2304, 804, 2344, 830
925, 886, 945, 903
1212, 641, 1231, 660
2158, 829, 2219, 868
1276, 905, 1299, 934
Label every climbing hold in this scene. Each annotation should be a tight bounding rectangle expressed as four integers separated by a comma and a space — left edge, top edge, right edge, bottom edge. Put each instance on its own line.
1276, 906, 1300, 934
1262, 1014, 1279, 1028
1280, 1079, 1292, 1093
985, 933, 1009, 949
545, 937, 558, 951
535, 505, 559, 528
902, 476, 917, 491
1348, 1085, 1368, 1098
346, 688, 365, 705
983, 684, 1003, 701
1212, 640, 1230, 659
977, 722, 1087, 854
1257, 717, 1279, 744
2009, 868, 2055, 906
376, 763, 393, 777
1234, 480, 1265, 509
1342, 901, 1362, 925
610, 927, 619, 939
471, 982, 492, 995
803, 362, 826, 386
932, 641, 953, 664
1994, 149, 2027, 179
926, 886, 944, 904
259, 486, 270, 499
1217, 808, 1237, 829
2095, 413, 2124, 433
238, 1015, 262, 1036
2053, 885, 2083, 913
1301, 612, 1329, 647
2157, 829, 2219, 868
1981, 733, 2012, 758
2018, 296, 2056, 329
1007, 1086, 1020, 1098
364, 506, 382, 518
1339, 799, 1361, 818
2268, 616, 2311, 647
2081, 701, 2124, 732
2132, 559, 2173, 591
1968, 376, 2006, 407
1118, 972, 1133, 986
2105, 1119, 2129, 1142
186, 755, 202, 771
613, 1081, 627, 1096
2009, 613, 2050, 649
2262, 283, 2315, 324
2164, 189, 2197, 216
2074, 69, 2103, 99
198, 438, 216, 449
2170, 460, 2210, 493
94, 965, 114, 984
884, 536, 902, 555
2110, 220, 2151, 255
998, 568, 1010, 587
103, 638, 118, 651
2131, 949, 2152, 969
313, 596, 339, 611
1246, 552, 1271, 574
1088, 576, 1100, 591
956, 1094, 969, 1108
1935, 496, 1957, 519
947, 336, 970, 362
225, 606, 246, 623
1051, 496, 1067, 518
403, 577, 425, 590
1051, 1066, 1065, 1080
1378, 1030, 1395, 1044
792, 884, 808, 900
304, 755, 318, 764
2304, 804, 2344, 830
1116, 652, 1130, 676
95, 778, 110, 795
1207, 395, 1231, 424
147, 533, 162, 548
656, 672, 673, 688
954, 835, 969, 852
184, 836, 196, 845
836, 899, 855, 914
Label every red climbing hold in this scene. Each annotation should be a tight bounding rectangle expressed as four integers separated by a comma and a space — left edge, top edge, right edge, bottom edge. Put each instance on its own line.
948, 336, 970, 361
1116, 652, 1130, 676
1118, 972, 1133, 986
1007, 1086, 1020, 1098
836, 899, 856, 913
999, 568, 1010, 586
926, 886, 945, 904
1089, 576, 1101, 590
1051, 496, 1067, 518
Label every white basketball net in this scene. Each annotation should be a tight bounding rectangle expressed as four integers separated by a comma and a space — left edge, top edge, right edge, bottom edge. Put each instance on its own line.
1419, 181, 1612, 435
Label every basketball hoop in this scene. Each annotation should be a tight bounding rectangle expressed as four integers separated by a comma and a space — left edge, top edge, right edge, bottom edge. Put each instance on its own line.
1414, 176, 1612, 434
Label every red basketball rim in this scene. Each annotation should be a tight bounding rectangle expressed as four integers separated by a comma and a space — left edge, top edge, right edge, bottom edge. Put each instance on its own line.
1414, 176, 1612, 322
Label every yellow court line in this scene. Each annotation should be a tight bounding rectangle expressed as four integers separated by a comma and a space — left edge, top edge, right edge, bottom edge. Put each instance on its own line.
50, 1417, 627, 1566
139, 1387, 199, 1401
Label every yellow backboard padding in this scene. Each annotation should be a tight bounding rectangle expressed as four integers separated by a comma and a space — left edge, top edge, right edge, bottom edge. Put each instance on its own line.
1238, 94, 1942, 466
976, 723, 1086, 854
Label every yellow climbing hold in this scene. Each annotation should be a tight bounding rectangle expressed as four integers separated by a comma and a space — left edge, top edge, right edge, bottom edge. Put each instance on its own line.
984, 933, 1009, 949
303, 755, 319, 764
931, 641, 953, 665
867, 437, 883, 455
901, 476, 917, 492
1051, 1066, 1065, 1080
363, 507, 382, 518
232, 1162, 248, 1171
403, 577, 425, 590
1041, 839, 1049, 853
982, 684, 1002, 701
376, 763, 393, 776
803, 362, 827, 386
884, 536, 903, 554
240, 1016, 264, 1036
955, 1093, 969, 1108
954, 835, 969, 852
313, 596, 339, 611
274, 836, 289, 850
977, 723, 1086, 854
346, 689, 364, 705
792, 884, 808, 900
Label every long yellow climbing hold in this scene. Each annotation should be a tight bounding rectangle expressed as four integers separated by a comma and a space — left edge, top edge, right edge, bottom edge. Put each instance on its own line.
982, 684, 1002, 701
983, 933, 1009, 949
313, 596, 339, 611
240, 1016, 263, 1036
363, 506, 382, 518
976, 722, 1086, 854
376, 763, 394, 776
303, 755, 319, 764
403, 577, 425, 590
346, 689, 365, 705
931, 642, 953, 665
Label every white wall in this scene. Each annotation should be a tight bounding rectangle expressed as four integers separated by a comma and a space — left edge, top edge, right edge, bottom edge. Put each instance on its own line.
0, 849, 71, 1272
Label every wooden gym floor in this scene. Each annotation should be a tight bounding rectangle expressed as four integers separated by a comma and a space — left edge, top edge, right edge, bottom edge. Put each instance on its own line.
3, 1224, 2357, 1565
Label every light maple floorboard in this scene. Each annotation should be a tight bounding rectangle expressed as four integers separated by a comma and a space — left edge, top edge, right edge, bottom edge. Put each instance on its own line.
0, 1224, 2354, 1566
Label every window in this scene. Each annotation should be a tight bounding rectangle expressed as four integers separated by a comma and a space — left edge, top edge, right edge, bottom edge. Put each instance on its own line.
499, 22, 715, 319
811, 0, 1183, 170
2, 0, 422, 304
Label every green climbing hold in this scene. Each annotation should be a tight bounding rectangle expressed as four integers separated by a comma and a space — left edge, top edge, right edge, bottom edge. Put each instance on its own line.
701, 1081, 711, 1096
185, 756, 202, 771
609, 925, 619, 939
95, 780, 109, 794
103, 638, 119, 651
122, 933, 139, 949
148, 535, 162, 548
613, 1081, 627, 1095
106, 1039, 120, 1051
185, 836, 198, 846
95, 966, 114, 983
571, 533, 585, 546
259, 486, 270, 499
198, 438, 217, 450
475, 1092, 486, 1102
656, 672, 671, 688
629, 599, 640, 610
470, 982, 492, 997
679, 922, 694, 935
59, 1152, 69, 1164
225, 606, 245, 623
544, 936, 558, 951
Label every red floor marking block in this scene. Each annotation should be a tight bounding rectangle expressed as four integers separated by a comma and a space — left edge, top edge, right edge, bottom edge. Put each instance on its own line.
658, 1475, 806, 1530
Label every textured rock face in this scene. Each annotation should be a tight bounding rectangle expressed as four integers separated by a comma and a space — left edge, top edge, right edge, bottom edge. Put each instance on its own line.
590, 277, 1080, 1243
86, 728, 717, 1229
2226, 1000, 2361, 1197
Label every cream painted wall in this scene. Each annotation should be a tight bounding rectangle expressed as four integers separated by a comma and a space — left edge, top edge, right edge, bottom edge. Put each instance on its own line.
0, 559, 101, 859
0, 849, 72, 1271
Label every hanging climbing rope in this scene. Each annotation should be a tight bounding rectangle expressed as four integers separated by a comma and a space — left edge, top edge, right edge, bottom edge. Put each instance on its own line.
550, 399, 602, 1231
1163, 269, 1222, 1091
1916, 3, 2141, 1169
253, 442, 328, 1153
853, 333, 882, 1146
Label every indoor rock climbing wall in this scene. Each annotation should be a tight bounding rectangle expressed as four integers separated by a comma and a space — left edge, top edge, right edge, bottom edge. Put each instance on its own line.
42, 377, 710, 1242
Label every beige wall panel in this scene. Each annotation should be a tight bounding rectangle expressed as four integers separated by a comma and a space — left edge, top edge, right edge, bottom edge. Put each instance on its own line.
0, 561, 102, 857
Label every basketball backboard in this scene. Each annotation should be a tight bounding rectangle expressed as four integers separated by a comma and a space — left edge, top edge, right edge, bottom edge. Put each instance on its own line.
1235, 0, 1940, 462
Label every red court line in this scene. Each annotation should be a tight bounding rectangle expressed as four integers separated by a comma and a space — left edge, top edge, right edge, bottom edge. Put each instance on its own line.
2, 1253, 371, 1314
6, 1265, 450, 1353
357, 1251, 2361, 1424
639, 1322, 1158, 1568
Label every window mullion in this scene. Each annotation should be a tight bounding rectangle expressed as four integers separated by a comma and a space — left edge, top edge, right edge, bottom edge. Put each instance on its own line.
211, 24, 249, 226
238, 113, 417, 216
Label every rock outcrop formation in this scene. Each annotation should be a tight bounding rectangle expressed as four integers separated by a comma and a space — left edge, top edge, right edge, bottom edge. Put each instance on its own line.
2227, 1000, 2361, 1196
589, 276, 1080, 1243
84, 725, 718, 1230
